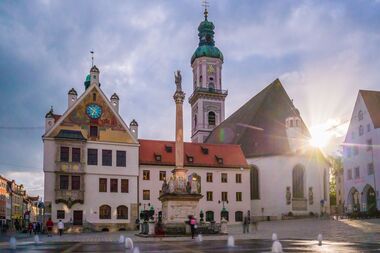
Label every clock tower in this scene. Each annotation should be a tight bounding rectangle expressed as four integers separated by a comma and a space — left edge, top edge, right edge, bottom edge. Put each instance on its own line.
189, 7, 227, 143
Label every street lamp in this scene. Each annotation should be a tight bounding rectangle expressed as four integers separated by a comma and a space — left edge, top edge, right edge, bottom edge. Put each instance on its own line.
218, 200, 229, 221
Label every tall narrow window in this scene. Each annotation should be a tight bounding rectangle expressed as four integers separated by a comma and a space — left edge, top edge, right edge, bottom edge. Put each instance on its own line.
292, 165, 305, 198
236, 174, 242, 183
99, 205, 111, 219
110, 178, 118, 192
206, 191, 213, 201
87, 149, 98, 165
72, 148, 80, 163
59, 175, 69, 190
221, 192, 228, 201
102, 150, 112, 166
367, 139, 373, 151
250, 166, 259, 199
99, 178, 107, 192
359, 125, 364, 136
206, 173, 213, 182
60, 147, 69, 162
116, 150, 126, 167
71, 176, 80, 190
121, 179, 129, 193
208, 111, 216, 126
354, 167, 360, 179
347, 169, 352, 180
221, 173, 227, 183
93, 93, 96, 101
358, 110, 363, 121
236, 192, 242, 201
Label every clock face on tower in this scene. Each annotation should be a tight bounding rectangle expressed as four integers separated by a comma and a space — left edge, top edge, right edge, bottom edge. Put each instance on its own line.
86, 104, 102, 119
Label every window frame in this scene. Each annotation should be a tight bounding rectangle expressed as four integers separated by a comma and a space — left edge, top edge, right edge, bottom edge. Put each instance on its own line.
110, 178, 118, 193
116, 150, 126, 167
99, 205, 111, 219
143, 170, 150, 180
121, 179, 129, 193
87, 148, 98, 165
236, 173, 242, 183
143, 190, 150, 200
59, 175, 69, 190
206, 191, 213, 201
206, 172, 213, 182
221, 173, 228, 183
99, 178, 107, 192
60, 147, 69, 162
71, 175, 80, 190
57, 210, 65, 219
102, 149, 112, 166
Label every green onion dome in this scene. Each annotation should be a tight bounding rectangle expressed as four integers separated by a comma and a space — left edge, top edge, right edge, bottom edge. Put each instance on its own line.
84, 74, 91, 89
191, 16, 223, 64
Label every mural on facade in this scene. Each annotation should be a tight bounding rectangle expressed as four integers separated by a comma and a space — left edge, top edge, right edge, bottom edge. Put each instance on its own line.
62, 88, 124, 131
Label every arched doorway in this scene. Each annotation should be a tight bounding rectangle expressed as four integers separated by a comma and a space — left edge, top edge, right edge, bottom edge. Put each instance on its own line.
363, 184, 377, 215
347, 187, 360, 213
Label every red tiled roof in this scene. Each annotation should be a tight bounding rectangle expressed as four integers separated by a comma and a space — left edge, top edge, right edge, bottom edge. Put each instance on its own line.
139, 139, 247, 168
360, 90, 380, 128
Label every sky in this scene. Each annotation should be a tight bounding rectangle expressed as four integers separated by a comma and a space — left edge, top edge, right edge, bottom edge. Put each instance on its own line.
0, 0, 380, 198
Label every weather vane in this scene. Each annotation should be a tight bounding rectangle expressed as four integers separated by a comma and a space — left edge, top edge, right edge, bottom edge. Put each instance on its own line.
202, 0, 209, 20
90, 50, 94, 67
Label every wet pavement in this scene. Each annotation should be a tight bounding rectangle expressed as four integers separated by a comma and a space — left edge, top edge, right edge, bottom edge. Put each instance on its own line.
2, 239, 380, 252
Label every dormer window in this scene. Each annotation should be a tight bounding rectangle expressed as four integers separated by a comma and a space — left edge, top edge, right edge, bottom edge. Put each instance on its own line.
154, 153, 162, 162
186, 155, 194, 163
165, 145, 172, 153
201, 146, 209, 155
93, 93, 96, 101
215, 155, 223, 165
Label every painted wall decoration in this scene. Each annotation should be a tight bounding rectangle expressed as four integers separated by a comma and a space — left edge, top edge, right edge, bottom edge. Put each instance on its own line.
62, 89, 125, 131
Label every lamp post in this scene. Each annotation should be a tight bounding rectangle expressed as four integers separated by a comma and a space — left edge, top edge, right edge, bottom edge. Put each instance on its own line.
218, 200, 229, 221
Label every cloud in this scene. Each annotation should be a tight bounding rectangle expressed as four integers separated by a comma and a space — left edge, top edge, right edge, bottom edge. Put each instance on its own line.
0, 0, 380, 199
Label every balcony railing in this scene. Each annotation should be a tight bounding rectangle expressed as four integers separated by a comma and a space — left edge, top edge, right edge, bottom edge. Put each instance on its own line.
55, 189, 84, 207
189, 87, 228, 102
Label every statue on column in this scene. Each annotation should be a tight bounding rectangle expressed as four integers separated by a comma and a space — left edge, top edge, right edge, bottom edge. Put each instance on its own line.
174, 70, 182, 91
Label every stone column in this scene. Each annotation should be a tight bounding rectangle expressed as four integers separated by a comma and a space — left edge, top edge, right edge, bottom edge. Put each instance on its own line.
173, 71, 187, 179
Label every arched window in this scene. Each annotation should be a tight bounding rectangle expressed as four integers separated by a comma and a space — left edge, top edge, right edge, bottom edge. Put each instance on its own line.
250, 166, 259, 200
205, 211, 214, 222
208, 111, 216, 126
235, 211, 243, 222
358, 110, 363, 121
194, 114, 197, 129
221, 210, 229, 221
290, 119, 294, 127
292, 165, 305, 198
359, 125, 364, 136
99, 205, 111, 219
117, 205, 128, 219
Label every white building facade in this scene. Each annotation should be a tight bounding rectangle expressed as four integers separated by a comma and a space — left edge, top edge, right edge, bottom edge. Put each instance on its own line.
138, 140, 250, 224
343, 90, 380, 214
43, 66, 139, 231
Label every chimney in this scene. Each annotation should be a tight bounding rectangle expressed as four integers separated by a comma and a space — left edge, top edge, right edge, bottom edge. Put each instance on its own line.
68, 88, 77, 108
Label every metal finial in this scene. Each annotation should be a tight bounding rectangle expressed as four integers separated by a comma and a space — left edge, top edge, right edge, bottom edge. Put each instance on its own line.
202, 0, 209, 20
90, 50, 94, 67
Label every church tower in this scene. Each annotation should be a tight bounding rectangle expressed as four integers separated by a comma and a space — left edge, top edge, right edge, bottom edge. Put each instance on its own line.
189, 7, 227, 143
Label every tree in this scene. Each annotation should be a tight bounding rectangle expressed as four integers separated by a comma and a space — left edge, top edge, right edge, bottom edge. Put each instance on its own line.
329, 156, 343, 206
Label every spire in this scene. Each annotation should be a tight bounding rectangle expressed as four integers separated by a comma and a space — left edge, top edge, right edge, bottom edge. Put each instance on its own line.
202, 0, 209, 21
